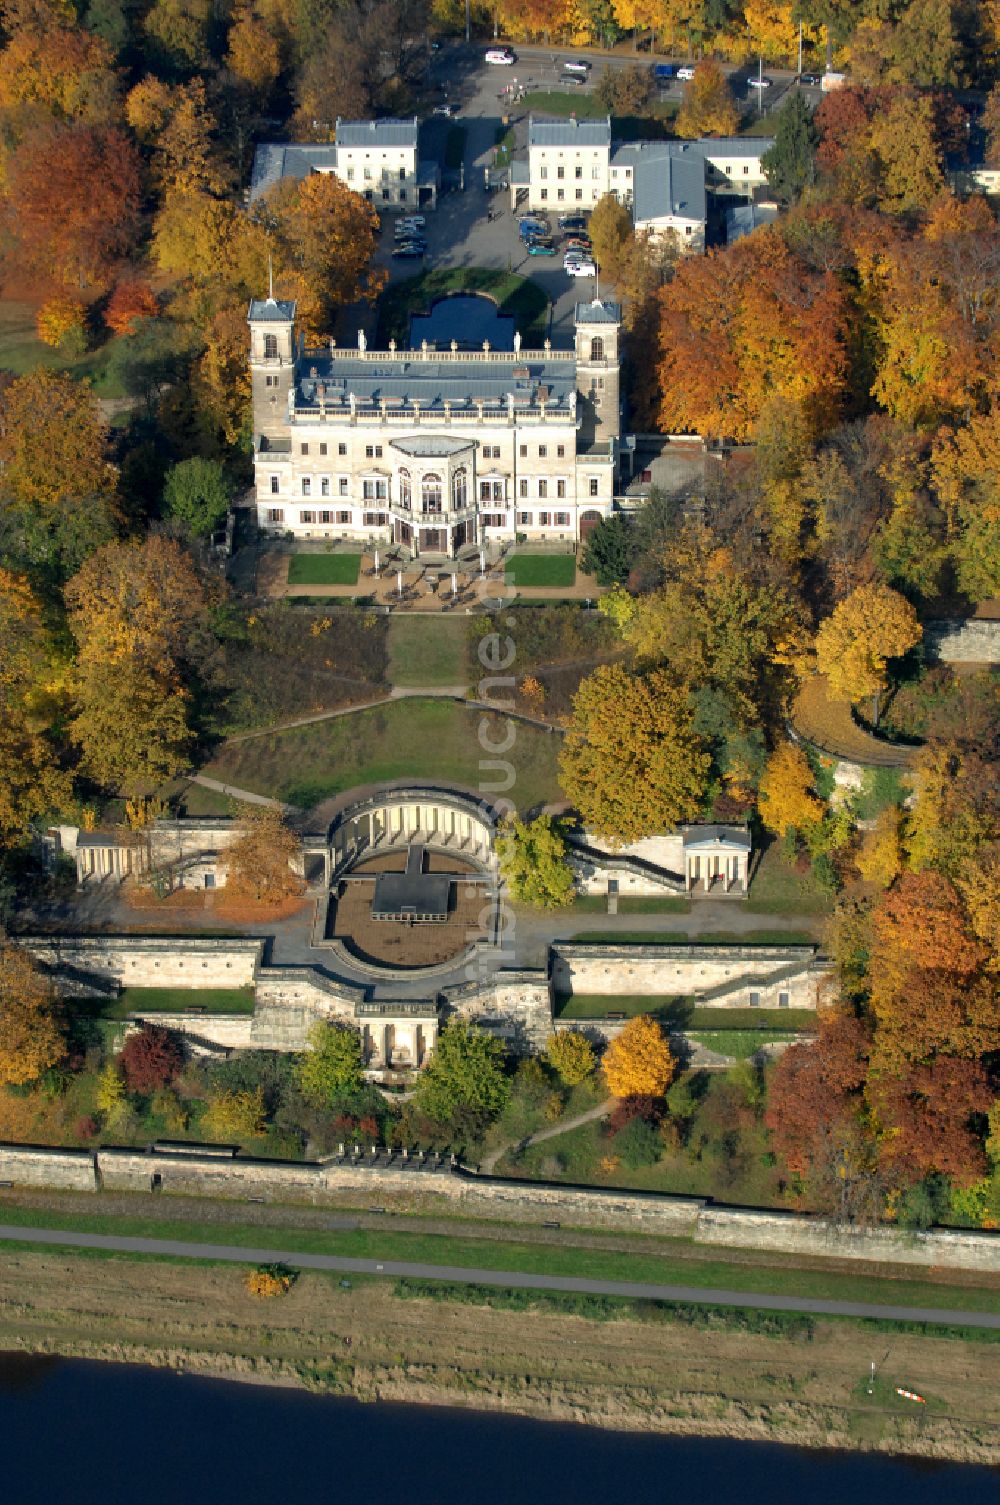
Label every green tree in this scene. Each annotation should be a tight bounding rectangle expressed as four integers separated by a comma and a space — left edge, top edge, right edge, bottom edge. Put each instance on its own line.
545, 1030, 596, 1086
581, 512, 633, 585
496, 814, 576, 908
762, 92, 817, 204
415, 1019, 509, 1130
163, 457, 232, 538
295, 1022, 364, 1108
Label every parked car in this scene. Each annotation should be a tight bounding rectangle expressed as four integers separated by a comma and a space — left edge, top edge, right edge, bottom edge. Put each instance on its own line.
566, 260, 596, 277
558, 214, 587, 231
563, 236, 591, 250
799, 72, 820, 85
432, 103, 454, 117
677, 65, 695, 81
392, 243, 425, 258
400, 214, 425, 228
561, 73, 588, 86
485, 47, 515, 64
563, 252, 587, 267
651, 63, 676, 81
527, 241, 557, 255
748, 75, 772, 89
519, 220, 548, 239
562, 58, 591, 73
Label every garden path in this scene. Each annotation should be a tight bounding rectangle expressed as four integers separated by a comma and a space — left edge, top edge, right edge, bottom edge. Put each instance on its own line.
479, 1098, 613, 1173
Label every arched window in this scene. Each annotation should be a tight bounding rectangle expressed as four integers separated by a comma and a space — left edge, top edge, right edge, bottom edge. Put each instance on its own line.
452, 468, 467, 509
422, 473, 442, 513
589, 336, 604, 361
263, 333, 278, 359
399, 468, 411, 509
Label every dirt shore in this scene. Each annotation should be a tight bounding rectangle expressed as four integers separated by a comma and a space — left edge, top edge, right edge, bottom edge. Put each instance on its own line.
0, 1249, 997, 1465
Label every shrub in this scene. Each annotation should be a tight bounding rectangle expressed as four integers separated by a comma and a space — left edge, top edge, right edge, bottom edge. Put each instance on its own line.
151, 1087, 188, 1134
36, 296, 87, 353
613, 1115, 663, 1169
201, 1086, 266, 1140
74, 1114, 98, 1140
607, 1094, 664, 1135
543, 1091, 565, 1123
119, 1025, 183, 1093
95, 1062, 125, 1116
244, 1263, 295, 1298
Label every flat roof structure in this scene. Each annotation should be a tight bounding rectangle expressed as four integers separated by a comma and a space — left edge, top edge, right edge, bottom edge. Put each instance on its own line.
371, 845, 452, 922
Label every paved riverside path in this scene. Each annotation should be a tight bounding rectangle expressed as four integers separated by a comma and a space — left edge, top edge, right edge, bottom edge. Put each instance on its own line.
1, 1224, 997, 1330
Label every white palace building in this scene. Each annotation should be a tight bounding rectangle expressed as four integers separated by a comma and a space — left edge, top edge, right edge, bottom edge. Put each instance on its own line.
249, 294, 623, 557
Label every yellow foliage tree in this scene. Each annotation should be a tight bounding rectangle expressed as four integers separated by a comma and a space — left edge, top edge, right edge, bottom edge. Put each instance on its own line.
0, 369, 114, 510
226, 2, 282, 91
758, 741, 824, 836
814, 582, 921, 715
201, 1086, 266, 1139
676, 61, 738, 139
559, 664, 710, 845
602, 1015, 675, 1099
95, 1061, 125, 1116
856, 805, 902, 888
0, 943, 64, 1086
36, 296, 87, 351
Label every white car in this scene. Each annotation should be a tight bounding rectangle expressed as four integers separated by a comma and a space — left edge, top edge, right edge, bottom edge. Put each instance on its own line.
562, 59, 590, 74
485, 47, 515, 65
748, 76, 772, 89
396, 216, 425, 229
566, 260, 596, 277
677, 65, 695, 81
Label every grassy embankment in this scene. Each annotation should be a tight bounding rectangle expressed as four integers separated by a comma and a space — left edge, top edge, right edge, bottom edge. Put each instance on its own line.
0, 1243, 997, 1461
198, 697, 562, 810
386, 616, 470, 687
286, 553, 362, 586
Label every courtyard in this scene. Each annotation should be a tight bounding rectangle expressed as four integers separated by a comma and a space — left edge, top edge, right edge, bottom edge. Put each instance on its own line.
327, 850, 490, 970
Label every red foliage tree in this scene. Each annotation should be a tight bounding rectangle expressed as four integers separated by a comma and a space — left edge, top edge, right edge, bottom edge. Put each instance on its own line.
104, 281, 159, 336
872, 1057, 992, 1187
118, 1024, 183, 1094
606, 1094, 665, 1134
6, 124, 143, 288
765, 1009, 870, 1177
814, 87, 873, 174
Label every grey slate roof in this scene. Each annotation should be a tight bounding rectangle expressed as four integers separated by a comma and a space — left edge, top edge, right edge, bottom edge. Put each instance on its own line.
294, 354, 577, 412
682, 825, 752, 850
390, 435, 477, 457
725, 201, 779, 244
249, 142, 338, 202
510, 159, 530, 184
575, 299, 621, 324
633, 150, 706, 225
529, 115, 611, 148
249, 298, 297, 322
336, 117, 418, 148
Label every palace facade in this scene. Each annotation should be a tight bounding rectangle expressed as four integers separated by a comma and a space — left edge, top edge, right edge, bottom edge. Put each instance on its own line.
249, 295, 624, 556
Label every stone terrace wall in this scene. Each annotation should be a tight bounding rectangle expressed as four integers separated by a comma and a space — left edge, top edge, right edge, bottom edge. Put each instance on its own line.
551, 944, 825, 1010
251, 969, 364, 1050
925, 619, 1000, 663
125, 1013, 256, 1053
443, 969, 552, 1054
1, 1144, 997, 1273
21, 936, 264, 993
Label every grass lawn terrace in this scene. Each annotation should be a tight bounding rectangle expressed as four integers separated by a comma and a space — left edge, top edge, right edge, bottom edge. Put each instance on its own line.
287, 552, 362, 586
200, 697, 562, 810
387, 616, 469, 687
554, 993, 818, 1030
505, 554, 576, 588
100, 987, 257, 1019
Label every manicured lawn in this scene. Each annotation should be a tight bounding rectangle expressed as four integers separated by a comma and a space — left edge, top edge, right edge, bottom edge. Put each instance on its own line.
0, 1204, 994, 1311
565, 930, 817, 945
555, 993, 817, 1030
101, 987, 257, 1019
387, 616, 469, 687
200, 697, 563, 810
377, 268, 548, 346
505, 554, 576, 588
561, 895, 691, 915
687, 1030, 802, 1059
287, 553, 362, 586
747, 843, 837, 917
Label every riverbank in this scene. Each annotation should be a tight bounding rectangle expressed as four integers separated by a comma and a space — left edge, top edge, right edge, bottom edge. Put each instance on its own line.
0, 1248, 996, 1466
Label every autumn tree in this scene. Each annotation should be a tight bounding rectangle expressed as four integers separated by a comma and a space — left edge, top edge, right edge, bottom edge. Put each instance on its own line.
602, 1015, 675, 1100
105, 282, 160, 337
545, 1030, 596, 1086
295, 1021, 364, 1107
222, 805, 304, 905
676, 60, 738, 138
656, 228, 848, 441
119, 1024, 184, 1093
36, 296, 87, 354
587, 193, 635, 283
226, 1, 283, 92
0, 569, 71, 846
0, 24, 119, 125
813, 582, 921, 719
855, 804, 902, 888
201, 1086, 266, 1139
262, 172, 386, 337
757, 741, 824, 836
559, 664, 710, 844
0, 370, 115, 511
5, 123, 142, 288
931, 403, 1000, 602
764, 1007, 870, 1177
0, 942, 64, 1086
868, 92, 944, 214
872, 1057, 992, 1187
496, 814, 575, 908
126, 77, 226, 197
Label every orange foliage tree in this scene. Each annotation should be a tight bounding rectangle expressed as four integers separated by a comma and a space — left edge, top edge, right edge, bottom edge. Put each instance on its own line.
871, 1057, 992, 1187
0, 942, 65, 1086
6, 123, 142, 288
105, 282, 160, 336
602, 1015, 675, 1100
656, 228, 848, 440
764, 1008, 870, 1176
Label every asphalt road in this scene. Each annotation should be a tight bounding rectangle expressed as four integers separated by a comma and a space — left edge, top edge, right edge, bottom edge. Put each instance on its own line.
2, 1224, 998, 1329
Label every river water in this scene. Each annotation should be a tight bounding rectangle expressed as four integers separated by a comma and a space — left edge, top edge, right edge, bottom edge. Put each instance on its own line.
0, 1354, 996, 1504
